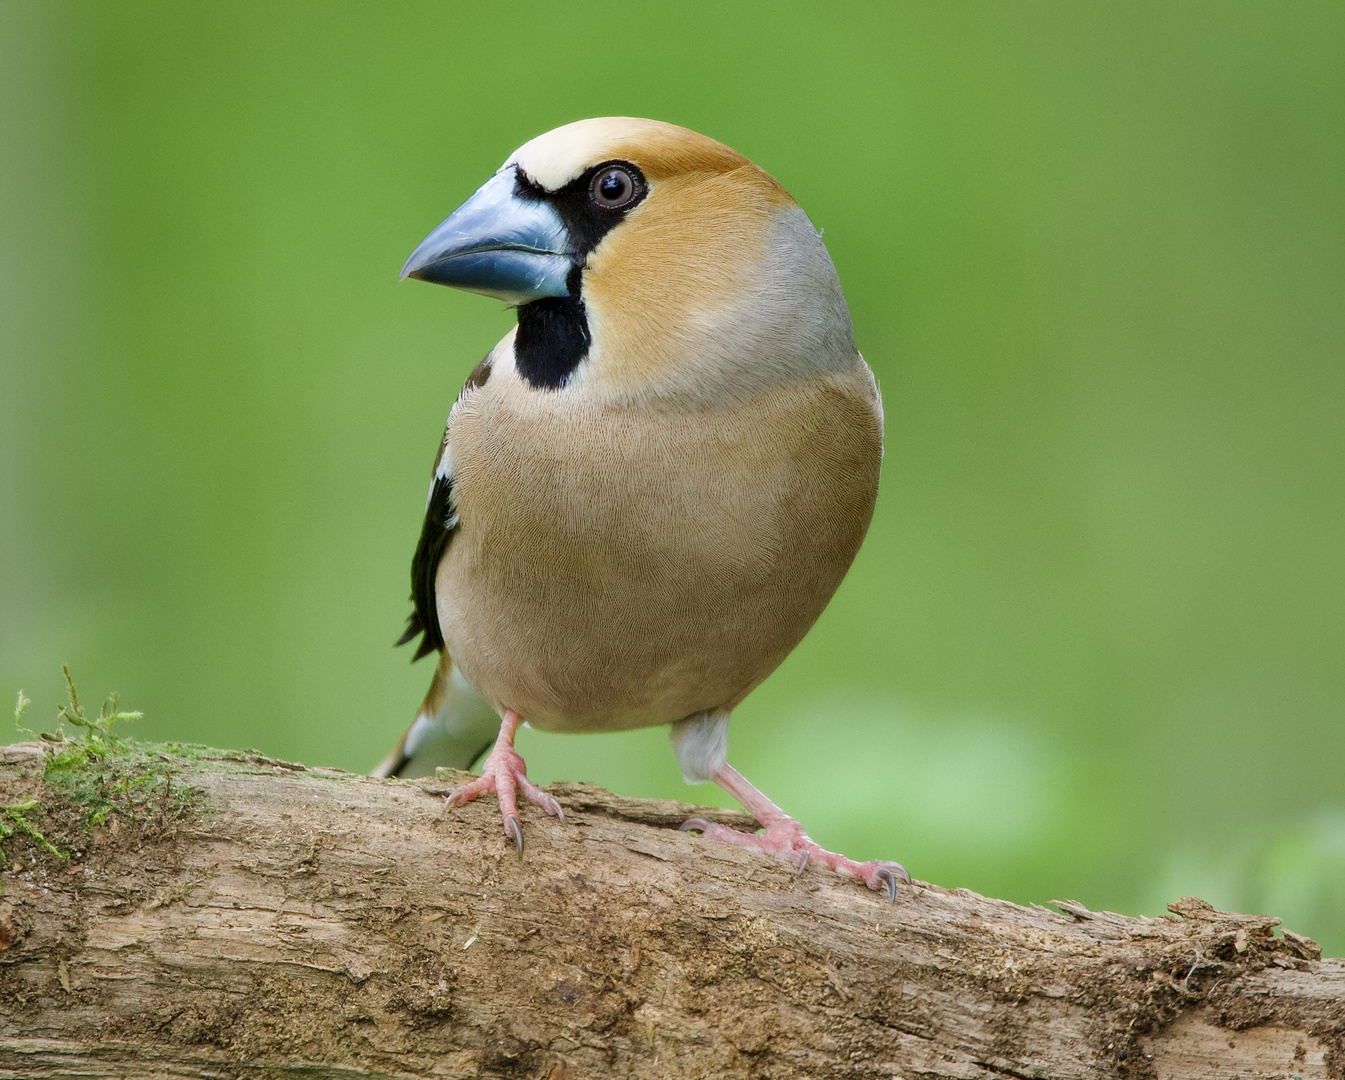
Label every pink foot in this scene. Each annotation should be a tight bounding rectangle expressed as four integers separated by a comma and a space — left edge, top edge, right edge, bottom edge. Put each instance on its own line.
444, 709, 563, 851
680, 765, 910, 901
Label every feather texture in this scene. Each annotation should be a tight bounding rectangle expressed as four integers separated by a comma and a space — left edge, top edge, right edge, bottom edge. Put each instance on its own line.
396, 354, 491, 661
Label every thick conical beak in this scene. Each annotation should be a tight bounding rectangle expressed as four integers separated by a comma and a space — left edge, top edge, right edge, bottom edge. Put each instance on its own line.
400, 168, 573, 305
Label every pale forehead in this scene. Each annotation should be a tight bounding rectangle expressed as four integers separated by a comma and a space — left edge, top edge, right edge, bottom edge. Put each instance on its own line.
503, 117, 754, 191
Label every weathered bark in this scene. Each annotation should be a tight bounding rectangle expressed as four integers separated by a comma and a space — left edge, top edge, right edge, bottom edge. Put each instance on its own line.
0, 741, 1341, 1079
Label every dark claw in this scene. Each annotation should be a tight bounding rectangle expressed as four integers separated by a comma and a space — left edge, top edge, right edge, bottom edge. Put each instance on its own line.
504, 814, 524, 854
873, 862, 909, 903
679, 817, 713, 833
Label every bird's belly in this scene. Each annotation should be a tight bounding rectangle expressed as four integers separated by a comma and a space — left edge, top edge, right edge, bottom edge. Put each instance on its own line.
436, 377, 880, 732
440, 540, 811, 734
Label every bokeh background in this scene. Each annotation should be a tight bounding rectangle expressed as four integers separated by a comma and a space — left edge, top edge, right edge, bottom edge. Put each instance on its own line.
2, 3, 1342, 952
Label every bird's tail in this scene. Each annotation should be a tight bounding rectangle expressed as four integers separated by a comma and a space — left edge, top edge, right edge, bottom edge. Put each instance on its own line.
371, 654, 501, 778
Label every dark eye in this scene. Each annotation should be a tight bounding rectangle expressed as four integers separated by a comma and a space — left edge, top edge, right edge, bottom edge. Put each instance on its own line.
589, 165, 639, 209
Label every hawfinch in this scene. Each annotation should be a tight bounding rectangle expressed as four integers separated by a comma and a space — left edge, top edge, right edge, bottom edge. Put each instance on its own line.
375, 118, 907, 898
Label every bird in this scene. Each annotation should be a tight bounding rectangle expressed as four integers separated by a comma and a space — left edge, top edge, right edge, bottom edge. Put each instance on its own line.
374, 117, 907, 899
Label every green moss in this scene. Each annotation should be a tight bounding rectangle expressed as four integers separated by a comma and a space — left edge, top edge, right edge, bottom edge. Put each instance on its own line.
7, 669, 207, 864
0, 795, 66, 858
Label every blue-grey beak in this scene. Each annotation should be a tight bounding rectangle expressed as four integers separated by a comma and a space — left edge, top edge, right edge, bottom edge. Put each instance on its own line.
400, 169, 573, 305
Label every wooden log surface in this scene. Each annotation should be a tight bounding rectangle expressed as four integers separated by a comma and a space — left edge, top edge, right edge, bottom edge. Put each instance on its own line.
0, 740, 1341, 1079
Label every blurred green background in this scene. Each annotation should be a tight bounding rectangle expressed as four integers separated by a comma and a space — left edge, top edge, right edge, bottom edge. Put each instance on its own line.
2, 3, 1342, 953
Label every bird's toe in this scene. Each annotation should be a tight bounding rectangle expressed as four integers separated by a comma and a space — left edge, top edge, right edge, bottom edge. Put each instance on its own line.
681, 812, 910, 902
517, 774, 565, 821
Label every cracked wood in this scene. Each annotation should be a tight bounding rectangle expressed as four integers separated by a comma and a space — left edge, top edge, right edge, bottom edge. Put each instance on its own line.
0, 743, 1342, 1079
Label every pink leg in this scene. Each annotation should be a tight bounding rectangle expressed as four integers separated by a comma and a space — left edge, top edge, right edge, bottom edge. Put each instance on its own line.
680, 764, 910, 901
444, 709, 563, 851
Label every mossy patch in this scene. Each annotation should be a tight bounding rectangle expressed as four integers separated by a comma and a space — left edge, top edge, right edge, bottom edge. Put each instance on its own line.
3, 668, 208, 876
0, 796, 64, 858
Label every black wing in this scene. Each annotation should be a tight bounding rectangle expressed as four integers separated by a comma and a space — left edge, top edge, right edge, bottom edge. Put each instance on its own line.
395, 465, 457, 661
396, 354, 491, 661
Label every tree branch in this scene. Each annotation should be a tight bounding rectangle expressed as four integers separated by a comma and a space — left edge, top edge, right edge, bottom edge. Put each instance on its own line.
0, 742, 1341, 1079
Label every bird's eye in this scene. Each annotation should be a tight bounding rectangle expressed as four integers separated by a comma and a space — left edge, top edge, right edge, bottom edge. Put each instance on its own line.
589, 166, 639, 209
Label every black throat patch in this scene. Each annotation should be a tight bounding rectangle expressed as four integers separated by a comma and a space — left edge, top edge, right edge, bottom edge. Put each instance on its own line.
514, 287, 591, 390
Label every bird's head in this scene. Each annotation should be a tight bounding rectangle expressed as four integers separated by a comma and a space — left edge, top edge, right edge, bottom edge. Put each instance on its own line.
402, 118, 857, 404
